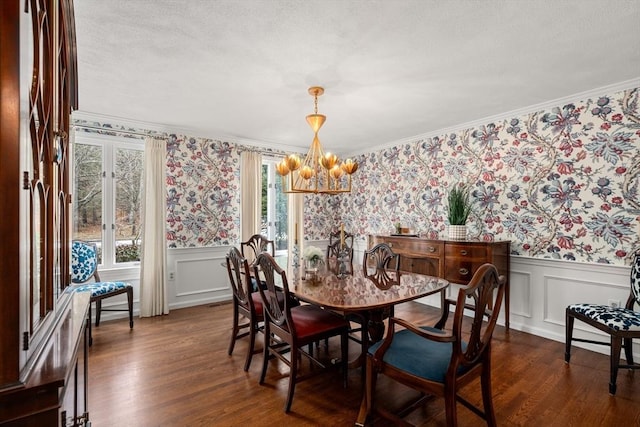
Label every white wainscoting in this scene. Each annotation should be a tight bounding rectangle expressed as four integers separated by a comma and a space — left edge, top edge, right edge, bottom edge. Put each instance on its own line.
99, 241, 638, 359
168, 246, 233, 309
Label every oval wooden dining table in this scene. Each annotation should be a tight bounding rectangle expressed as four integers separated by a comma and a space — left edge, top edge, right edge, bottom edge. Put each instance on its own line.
285, 262, 450, 367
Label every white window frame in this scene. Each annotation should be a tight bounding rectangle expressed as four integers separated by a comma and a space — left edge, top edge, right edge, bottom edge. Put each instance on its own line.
73, 132, 144, 270
262, 159, 288, 256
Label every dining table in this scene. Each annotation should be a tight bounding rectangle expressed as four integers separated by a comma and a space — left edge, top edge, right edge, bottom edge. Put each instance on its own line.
285, 259, 450, 366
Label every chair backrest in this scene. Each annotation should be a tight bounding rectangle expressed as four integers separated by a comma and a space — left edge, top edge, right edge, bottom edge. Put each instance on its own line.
363, 243, 400, 289
326, 240, 354, 263
329, 230, 354, 249
253, 252, 294, 335
629, 249, 640, 308
71, 241, 100, 283
226, 247, 254, 312
449, 263, 505, 375
241, 234, 275, 265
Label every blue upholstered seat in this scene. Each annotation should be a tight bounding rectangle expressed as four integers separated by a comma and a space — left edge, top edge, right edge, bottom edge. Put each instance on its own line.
368, 326, 469, 383
71, 241, 134, 345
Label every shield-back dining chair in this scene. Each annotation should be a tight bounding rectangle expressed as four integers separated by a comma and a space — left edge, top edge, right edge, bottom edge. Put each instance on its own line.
565, 249, 640, 394
240, 234, 275, 266
71, 241, 134, 346
356, 263, 506, 426
226, 247, 265, 371
253, 252, 349, 412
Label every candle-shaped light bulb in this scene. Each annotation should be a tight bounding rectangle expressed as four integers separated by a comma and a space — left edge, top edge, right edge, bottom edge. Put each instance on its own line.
340, 223, 345, 248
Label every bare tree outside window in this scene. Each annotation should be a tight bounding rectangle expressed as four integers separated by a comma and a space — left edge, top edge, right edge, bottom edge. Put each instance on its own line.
73, 139, 143, 265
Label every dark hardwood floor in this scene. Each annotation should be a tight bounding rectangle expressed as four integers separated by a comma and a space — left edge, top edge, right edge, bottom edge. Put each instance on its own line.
87, 302, 640, 426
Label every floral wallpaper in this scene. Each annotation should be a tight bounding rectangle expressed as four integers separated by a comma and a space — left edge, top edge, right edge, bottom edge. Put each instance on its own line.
305, 87, 640, 265
74, 85, 640, 265
165, 135, 241, 247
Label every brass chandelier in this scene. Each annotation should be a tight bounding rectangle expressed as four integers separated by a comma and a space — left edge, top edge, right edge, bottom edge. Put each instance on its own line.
276, 87, 358, 194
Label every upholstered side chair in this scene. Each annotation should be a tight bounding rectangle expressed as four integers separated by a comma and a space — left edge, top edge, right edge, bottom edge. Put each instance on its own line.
71, 241, 134, 346
565, 249, 640, 394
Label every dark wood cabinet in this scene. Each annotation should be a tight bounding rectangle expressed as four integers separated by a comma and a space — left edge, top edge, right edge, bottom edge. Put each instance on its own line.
369, 235, 511, 329
0, 0, 83, 424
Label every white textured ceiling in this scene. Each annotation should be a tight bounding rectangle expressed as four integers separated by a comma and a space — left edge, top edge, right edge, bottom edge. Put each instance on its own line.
74, 0, 640, 155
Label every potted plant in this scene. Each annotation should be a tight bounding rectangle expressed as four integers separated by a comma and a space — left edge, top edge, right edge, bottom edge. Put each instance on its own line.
447, 183, 472, 240
303, 245, 324, 279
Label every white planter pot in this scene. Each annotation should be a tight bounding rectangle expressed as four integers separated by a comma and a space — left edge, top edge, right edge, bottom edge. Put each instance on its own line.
448, 225, 467, 240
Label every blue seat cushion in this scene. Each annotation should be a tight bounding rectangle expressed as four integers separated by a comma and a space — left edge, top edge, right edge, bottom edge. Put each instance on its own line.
75, 281, 130, 298
568, 303, 640, 331
368, 326, 469, 383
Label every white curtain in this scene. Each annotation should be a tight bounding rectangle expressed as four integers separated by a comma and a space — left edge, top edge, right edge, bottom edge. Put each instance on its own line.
139, 137, 169, 317
287, 193, 305, 271
240, 151, 262, 242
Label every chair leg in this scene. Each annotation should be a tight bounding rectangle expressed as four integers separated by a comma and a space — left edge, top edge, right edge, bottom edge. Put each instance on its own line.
565, 311, 574, 363
285, 346, 298, 413
623, 337, 634, 365
341, 331, 348, 389
259, 323, 270, 385
127, 287, 134, 329
444, 383, 457, 427
610, 336, 622, 395
481, 359, 497, 427
356, 357, 376, 426
228, 303, 239, 356
244, 320, 257, 372
95, 299, 102, 326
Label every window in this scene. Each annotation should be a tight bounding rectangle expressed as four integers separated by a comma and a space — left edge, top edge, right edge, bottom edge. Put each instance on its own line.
73, 134, 144, 268
262, 159, 288, 255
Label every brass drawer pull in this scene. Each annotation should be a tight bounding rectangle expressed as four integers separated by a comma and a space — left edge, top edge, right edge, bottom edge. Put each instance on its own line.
459, 268, 469, 276
460, 250, 468, 256
427, 247, 435, 253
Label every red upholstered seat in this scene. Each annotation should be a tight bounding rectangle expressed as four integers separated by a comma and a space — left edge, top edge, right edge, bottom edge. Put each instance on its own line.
290, 305, 349, 341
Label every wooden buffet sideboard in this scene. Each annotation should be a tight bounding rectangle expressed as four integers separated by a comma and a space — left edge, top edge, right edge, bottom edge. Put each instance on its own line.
368, 235, 511, 329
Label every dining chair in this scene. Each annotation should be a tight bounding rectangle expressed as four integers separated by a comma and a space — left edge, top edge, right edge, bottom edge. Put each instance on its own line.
333, 243, 401, 358
362, 242, 400, 290
240, 234, 275, 265
253, 252, 349, 413
226, 247, 265, 371
565, 249, 640, 395
356, 263, 505, 426
71, 241, 134, 346
328, 229, 354, 249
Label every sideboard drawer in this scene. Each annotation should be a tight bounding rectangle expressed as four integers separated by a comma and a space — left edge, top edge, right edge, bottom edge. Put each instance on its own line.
381, 238, 443, 257
444, 259, 486, 283
445, 243, 486, 259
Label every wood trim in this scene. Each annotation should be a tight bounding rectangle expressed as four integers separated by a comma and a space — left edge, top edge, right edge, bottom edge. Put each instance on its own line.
0, 0, 22, 387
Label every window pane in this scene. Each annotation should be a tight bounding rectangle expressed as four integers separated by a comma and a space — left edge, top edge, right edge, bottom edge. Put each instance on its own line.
115, 147, 143, 263
73, 143, 103, 263
274, 173, 288, 251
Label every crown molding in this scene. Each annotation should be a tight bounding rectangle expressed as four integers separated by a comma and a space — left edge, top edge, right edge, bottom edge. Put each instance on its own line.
342, 77, 640, 157
71, 110, 305, 154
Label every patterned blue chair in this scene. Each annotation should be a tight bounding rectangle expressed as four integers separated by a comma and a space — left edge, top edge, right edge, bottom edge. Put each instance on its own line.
565, 249, 640, 395
72, 241, 134, 346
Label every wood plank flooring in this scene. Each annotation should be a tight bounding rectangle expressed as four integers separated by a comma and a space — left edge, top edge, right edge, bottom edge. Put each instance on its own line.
87, 302, 640, 426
